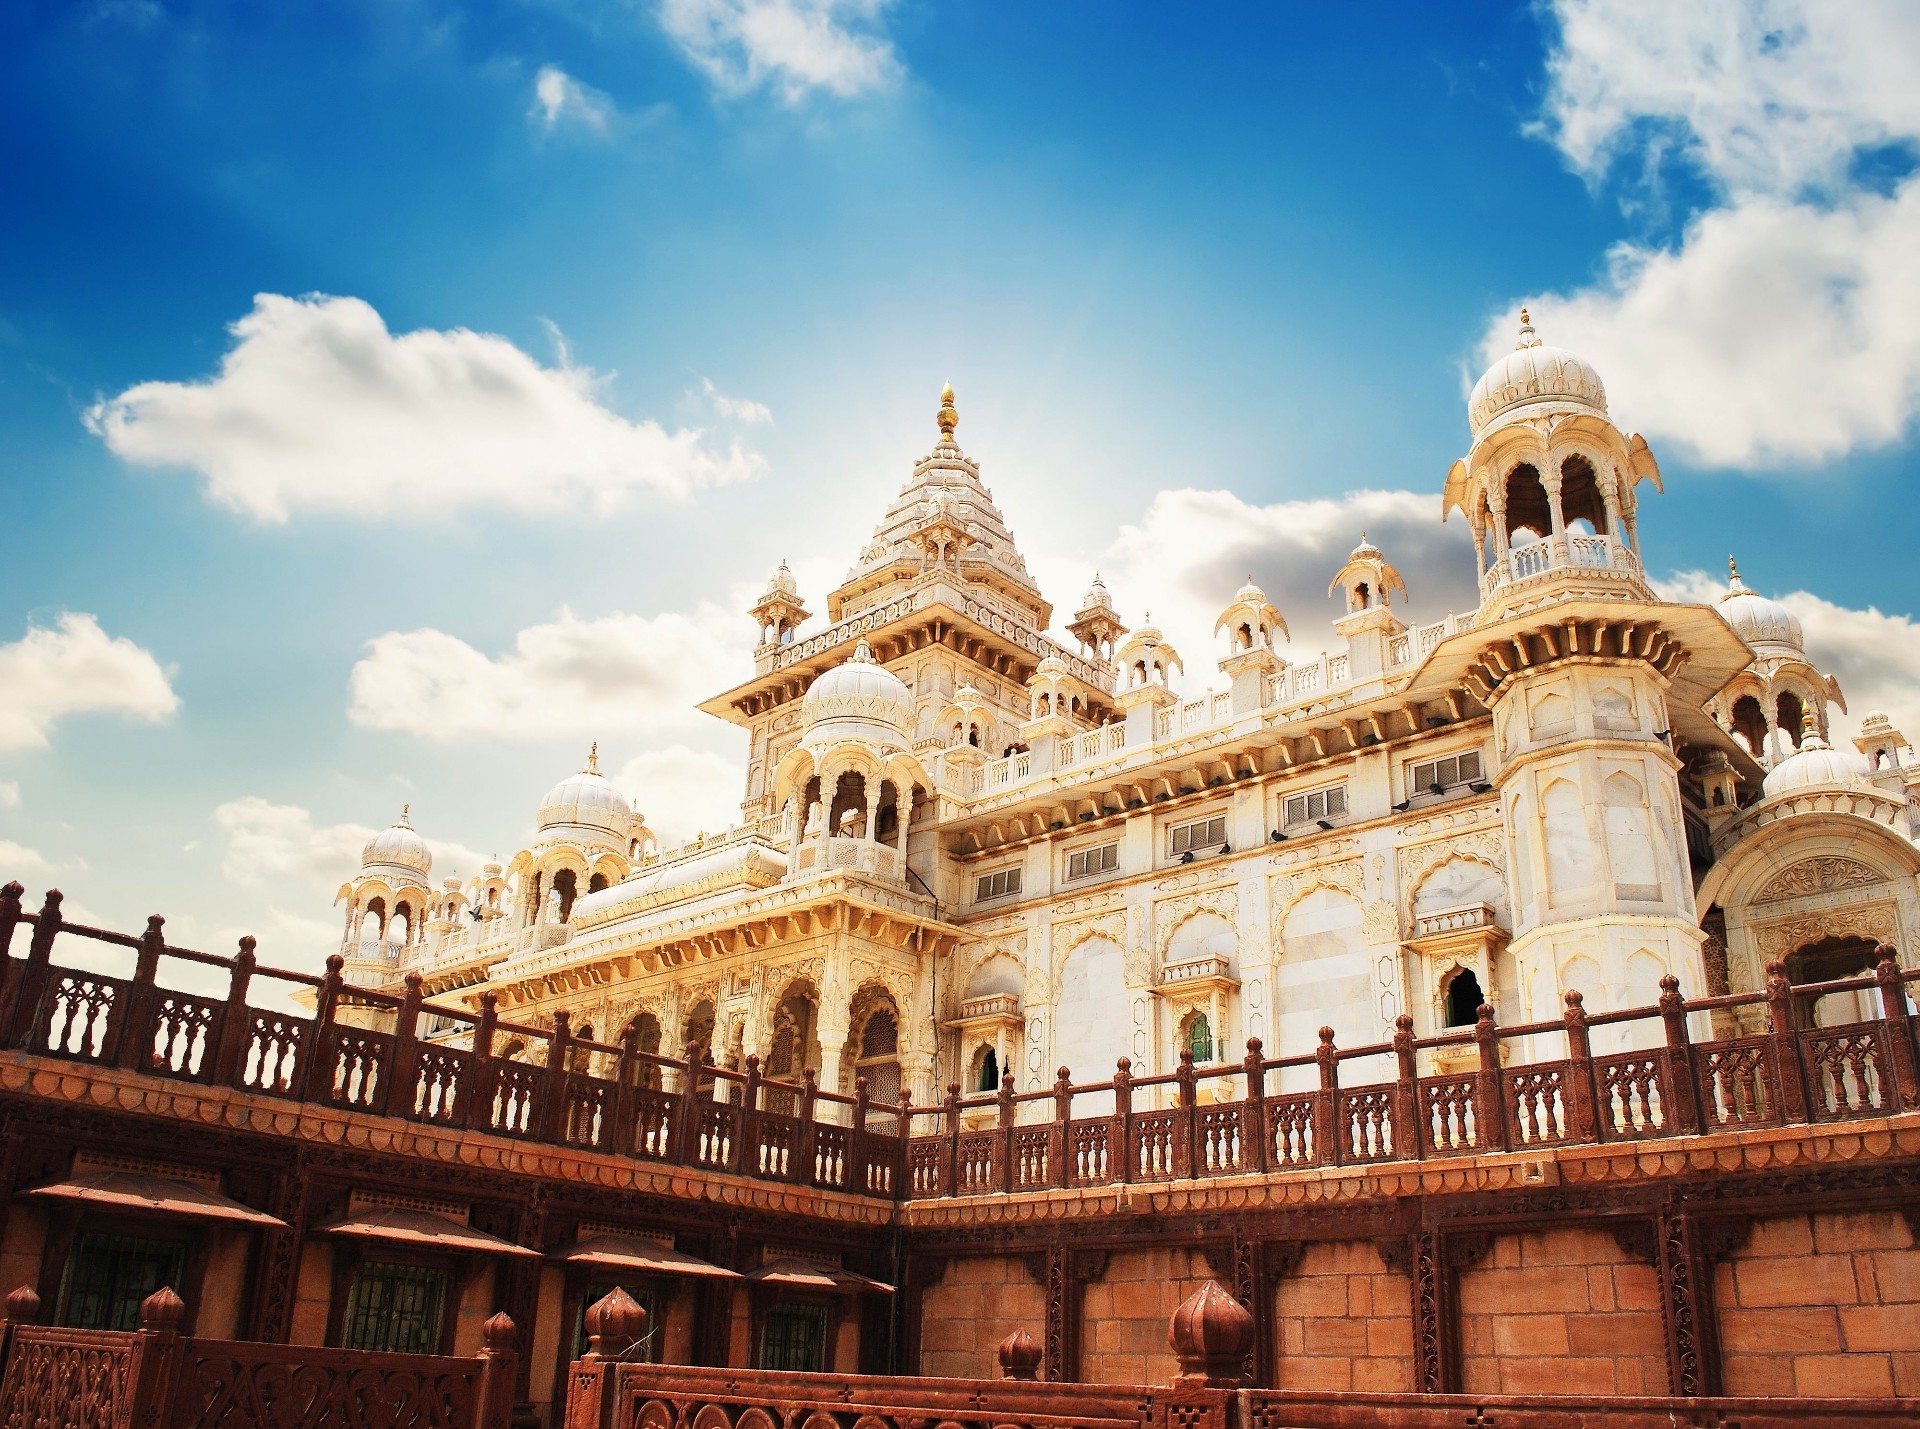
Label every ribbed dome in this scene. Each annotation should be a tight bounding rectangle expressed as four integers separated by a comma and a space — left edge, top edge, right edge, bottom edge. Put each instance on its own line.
539, 750, 634, 836
802, 639, 913, 745
1080, 574, 1116, 612
362, 814, 431, 879
1469, 311, 1607, 440
763, 560, 798, 598
1720, 561, 1803, 649
1763, 727, 1871, 797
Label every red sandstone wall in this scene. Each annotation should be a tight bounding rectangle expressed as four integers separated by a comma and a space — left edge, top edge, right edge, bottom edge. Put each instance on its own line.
917, 1256, 1046, 1379
1079, 1248, 1213, 1385
1456, 1227, 1667, 1395
1272, 1241, 1412, 1391
1716, 1210, 1920, 1397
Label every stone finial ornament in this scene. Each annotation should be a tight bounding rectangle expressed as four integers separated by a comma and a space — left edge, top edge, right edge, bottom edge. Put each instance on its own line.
3, 1285, 41, 1325
937, 380, 959, 441
482, 1311, 517, 1353
584, 1286, 647, 1360
1167, 1280, 1253, 1388
139, 1285, 187, 1332
997, 1327, 1042, 1380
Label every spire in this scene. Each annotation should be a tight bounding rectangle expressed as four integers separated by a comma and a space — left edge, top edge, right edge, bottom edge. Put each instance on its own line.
586, 741, 600, 773
937, 380, 958, 442
400, 803, 410, 825
1727, 555, 1751, 596
1516, 307, 1541, 350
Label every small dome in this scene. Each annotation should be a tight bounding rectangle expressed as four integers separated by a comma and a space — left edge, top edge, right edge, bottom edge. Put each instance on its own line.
1080, 573, 1116, 612
763, 560, 798, 598
362, 810, 431, 879
1763, 724, 1872, 797
1719, 558, 1803, 649
1469, 310, 1607, 440
1233, 576, 1268, 605
1347, 533, 1383, 562
539, 746, 634, 836
802, 639, 914, 745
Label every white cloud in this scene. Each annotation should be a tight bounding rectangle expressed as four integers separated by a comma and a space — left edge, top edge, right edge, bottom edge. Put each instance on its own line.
212, 796, 492, 891
87, 293, 760, 523
1497, 2, 1920, 468
659, 0, 900, 102
531, 63, 615, 134
0, 782, 18, 808
701, 376, 772, 423
0, 613, 179, 751
0, 841, 55, 879
347, 604, 753, 740
614, 745, 748, 844
1058, 488, 1478, 694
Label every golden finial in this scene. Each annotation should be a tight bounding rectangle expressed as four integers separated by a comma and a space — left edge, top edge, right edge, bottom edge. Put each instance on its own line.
400, 803, 410, 824
587, 741, 600, 773
937, 381, 958, 441
1728, 553, 1739, 579
1520, 307, 1529, 325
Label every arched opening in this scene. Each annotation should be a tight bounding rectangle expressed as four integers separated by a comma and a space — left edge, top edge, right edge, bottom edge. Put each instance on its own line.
849, 989, 901, 1128
1776, 691, 1807, 751
1352, 582, 1371, 611
390, 901, 413, 949
684, 1001, 716, 1094
1502, 464, 1551, 544
1444, 968, 1485, 1028
628, 1012, 663, 1090
358, 898, 386, 947
1729, 695, 1768, 759
1558, 454, 1608, 533
1785, 936, 1882, 1028
973, 1044, 999, 1093
763, 987, 819, 1115
551, 869, 579, 922
568, 1025, 595, 1076
588, 871, 609, 894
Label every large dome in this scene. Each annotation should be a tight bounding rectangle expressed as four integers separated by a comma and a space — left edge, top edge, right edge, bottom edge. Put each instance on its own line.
539, 752, 634, 837
1469, 311, 1608, 440
1720, 560, 1803, 649
1762, 727, 1871, 798
362, 813, 431, 880
802, 639, 913, 746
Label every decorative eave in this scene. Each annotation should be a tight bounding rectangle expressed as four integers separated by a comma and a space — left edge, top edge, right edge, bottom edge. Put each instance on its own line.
476, 874, 966, 1011
1404, 903, 1510, 964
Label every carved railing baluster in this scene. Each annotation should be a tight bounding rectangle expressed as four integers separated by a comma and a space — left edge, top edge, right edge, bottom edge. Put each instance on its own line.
1874, 945, 1919, 1109
1658, 975, 1702, 1135
1473, 1003, 1507, 1152
1764, 960, 1811, 1123
297, 955, 345, 1102
1391, 1015, 1419, 1159
1051, 1067, 1073, 1189
209, 936, 255, 1087
997, 1070, 1016, 1194
1241, 1037, 1267, 1175
388, 972, 423, 1119
1314, 1027, 1339, 1165
8, 889, 61, 1049
1563, 989, 1597, 1142
467, 993, 498, 1132
941, 1081, 962, 1197
539, 1010, 572, 1142
1176, 1049, 1197, 1180
116, 916, 167, 1072
1112, 1057, 1133, 1183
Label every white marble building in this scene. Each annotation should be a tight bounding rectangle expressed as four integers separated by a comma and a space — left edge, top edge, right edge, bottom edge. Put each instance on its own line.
335, 341, 1920, 1107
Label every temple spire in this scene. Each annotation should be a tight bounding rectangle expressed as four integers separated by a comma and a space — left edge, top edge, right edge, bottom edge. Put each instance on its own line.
937, 381, 958, 442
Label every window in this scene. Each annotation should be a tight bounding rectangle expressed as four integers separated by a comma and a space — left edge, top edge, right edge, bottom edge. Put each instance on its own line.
1282, 785, 1348, 827
1065, 842, 1119, 881
57, 1232, 186, 1331
341, 1261, 448, 1355
1168, 814, 1228, 856
759, 1303, 829, 1371
1410, 751, 1483, 795
976, 1046, 1000, 1092
574, 1283, 660, 1362
1444, 969, 1484, 1028
974, 867, 1022, 902
1181, 1012, 1215, 1063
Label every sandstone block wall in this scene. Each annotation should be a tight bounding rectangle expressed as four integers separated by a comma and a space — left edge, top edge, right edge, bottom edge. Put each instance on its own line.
1454, 1227, 1667, 1396
1716, 1210, 1920, 1398
1271, 1240, 1412, 1391
1079, 1247, 1213, 1385
917, 1256, 1046, 1379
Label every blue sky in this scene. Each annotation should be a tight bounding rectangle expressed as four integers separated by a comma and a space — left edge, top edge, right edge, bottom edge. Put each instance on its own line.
3, 1, 1918, 965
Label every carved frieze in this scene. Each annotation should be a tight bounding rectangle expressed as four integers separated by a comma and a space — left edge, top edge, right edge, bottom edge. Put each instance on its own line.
1753, 856, 1886, 905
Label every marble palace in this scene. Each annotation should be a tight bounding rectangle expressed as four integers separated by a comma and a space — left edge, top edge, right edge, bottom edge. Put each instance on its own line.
332, 315, 1920, 1103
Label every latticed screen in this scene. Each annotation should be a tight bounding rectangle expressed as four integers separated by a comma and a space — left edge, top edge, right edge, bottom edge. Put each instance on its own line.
573, 1283, 659, 1362
1282, 784, 1348, 827
1410, 750, 1483, 793
759, 1303, 828, 1371
342, 1261, 448, 1355
58, 1232, 187, 1331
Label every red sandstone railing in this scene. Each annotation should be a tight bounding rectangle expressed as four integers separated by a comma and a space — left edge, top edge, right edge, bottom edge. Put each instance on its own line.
0, 884, 905, 1201
4, 881, 1919, 1206
559, 1284, 1915, 1429
0, 1283, 516, 1429
900, 954, 1920, 1198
